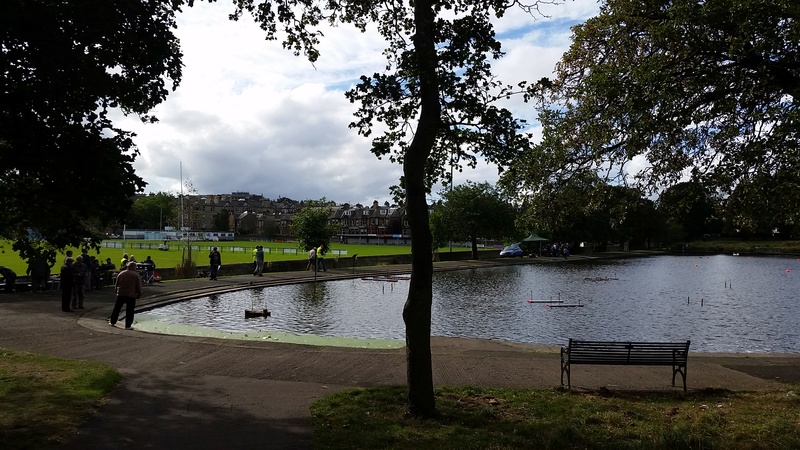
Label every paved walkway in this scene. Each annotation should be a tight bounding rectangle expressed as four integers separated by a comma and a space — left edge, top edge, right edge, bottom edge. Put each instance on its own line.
1, 259, 798, 449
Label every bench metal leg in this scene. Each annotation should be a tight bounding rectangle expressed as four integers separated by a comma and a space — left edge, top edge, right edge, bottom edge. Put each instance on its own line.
673, 364, 687, 391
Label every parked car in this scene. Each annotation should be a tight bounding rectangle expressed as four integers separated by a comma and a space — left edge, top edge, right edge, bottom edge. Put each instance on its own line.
500, 243, 524, 257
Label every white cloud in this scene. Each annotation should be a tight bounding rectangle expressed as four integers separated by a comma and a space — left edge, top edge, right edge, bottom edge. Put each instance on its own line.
122, 1, 600, 204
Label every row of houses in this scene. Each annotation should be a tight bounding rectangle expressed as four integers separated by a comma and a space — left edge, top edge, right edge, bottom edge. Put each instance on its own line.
186, 192, 412, 244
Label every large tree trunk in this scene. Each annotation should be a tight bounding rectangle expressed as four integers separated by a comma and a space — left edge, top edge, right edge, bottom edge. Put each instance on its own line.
403, 0, 440, 418
471, 236, 479, 259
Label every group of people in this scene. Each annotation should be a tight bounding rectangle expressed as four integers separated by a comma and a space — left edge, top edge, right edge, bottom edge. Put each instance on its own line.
120, 253, 157, 283
543, 242, 571, 258
57, 252, 142, 330
305, 243, 328, 272
59, 250, 113, 309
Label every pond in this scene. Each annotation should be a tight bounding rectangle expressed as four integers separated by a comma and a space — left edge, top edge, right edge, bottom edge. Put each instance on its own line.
142, 255, 800, 353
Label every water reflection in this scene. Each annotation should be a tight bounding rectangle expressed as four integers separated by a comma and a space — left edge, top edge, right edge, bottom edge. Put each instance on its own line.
146, 255, 800, 353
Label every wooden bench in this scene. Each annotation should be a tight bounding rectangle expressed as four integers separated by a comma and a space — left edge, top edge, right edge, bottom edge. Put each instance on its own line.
561, 339, 691, 391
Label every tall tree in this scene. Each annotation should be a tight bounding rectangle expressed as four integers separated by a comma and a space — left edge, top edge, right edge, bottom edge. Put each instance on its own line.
437, 182, 516, 258
127, 193, 178, 230
657, 182, 721, 241
504, 0, 800, 220
230, 0, 536, 416
1, 0, 183, 263
289, 200, 339, 253
212, 209, 231, 231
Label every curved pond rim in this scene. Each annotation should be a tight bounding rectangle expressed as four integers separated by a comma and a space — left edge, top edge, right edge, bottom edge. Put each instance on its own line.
134, 313, 406, 349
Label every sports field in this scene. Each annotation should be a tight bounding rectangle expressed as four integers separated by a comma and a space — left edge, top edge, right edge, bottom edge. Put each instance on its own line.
0, 239, 472, 273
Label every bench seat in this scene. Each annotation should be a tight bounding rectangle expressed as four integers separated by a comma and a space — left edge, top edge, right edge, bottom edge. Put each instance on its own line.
561, 339, 690, 391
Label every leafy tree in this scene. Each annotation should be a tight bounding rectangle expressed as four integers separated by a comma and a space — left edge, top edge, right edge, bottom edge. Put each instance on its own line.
1, 0, 183, 263
289, 200, 340, 252
504, 0, 800, 222
127, 193, 177, 230
657, 182, 721, 241
437, 182, 516, 258
429, 207, 450, 252
231, 0, 535, 416
212, 209, 231, 231
722, 170, 800, 239
259, 220, 281, 239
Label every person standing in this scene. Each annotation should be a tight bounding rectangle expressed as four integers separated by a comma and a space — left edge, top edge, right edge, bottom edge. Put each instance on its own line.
208, 247, 221, 280
60, 258, 75, 312
306, 246, 317, 271
253, 246, 265, 276
80, 248, 92, 289
109, 261, 142, 330
142, 255, 156, 283
27, 256, 51, 292
71, 256, 88, 309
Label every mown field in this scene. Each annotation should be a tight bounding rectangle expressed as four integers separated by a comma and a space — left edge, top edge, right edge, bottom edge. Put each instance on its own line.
0, 240, 474, 274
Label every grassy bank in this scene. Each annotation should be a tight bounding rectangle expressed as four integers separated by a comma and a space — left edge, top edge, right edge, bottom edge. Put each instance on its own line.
673, 240, 800, 255
0, 349, 121, 449
312, 385, 800, 449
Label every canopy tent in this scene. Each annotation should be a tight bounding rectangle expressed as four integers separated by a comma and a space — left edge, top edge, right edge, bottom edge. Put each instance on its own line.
521, 233, 549, 256
522, 233, 548, 242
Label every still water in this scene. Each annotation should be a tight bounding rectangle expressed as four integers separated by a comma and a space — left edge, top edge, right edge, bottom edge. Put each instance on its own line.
145, 255, 800, 353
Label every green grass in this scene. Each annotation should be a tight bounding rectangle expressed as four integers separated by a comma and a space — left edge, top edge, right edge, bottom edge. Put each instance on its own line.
0, 240, 473, 274
0, 348, 121, 449
311, 386, 800, 449
676, 239, 800, 254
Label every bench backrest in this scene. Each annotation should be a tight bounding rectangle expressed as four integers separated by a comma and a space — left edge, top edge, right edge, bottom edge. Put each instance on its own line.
566, 339, 690, 365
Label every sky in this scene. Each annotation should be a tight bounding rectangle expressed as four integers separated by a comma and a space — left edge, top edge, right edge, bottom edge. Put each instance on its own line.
114, 0, 602, 206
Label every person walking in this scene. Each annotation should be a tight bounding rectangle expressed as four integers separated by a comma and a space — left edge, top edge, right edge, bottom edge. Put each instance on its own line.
208, 247, 222, 280
109, 261, 142, 330
60, 258, 75, 312
316, 243, 327, 272
253, 246, 265, 276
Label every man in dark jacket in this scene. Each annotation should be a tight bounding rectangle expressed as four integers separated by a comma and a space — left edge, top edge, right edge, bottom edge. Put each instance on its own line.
60, 258, 75, 311
208, 247, 221, 280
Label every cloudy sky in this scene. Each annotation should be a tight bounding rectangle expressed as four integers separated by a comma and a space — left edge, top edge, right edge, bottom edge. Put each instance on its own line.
115, 0, 601, 206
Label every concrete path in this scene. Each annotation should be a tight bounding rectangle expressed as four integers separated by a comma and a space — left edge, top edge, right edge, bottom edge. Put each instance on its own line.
1, 259, 798, 449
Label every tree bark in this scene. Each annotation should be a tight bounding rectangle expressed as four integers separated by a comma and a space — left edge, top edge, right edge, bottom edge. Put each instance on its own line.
402, 0, 440, 418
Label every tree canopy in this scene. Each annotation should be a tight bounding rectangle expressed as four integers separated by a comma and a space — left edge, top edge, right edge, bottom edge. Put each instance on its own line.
1, 0, 184, 261
127, 193, 178, 231
435, 182, 516, 258
289, 201, 339, 253
503, 0, 800, 228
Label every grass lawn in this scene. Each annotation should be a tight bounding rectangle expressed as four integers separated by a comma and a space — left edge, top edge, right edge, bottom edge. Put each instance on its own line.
0, 240, 473, 274
0, 348, 121, 449
312, 385, 800, 449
